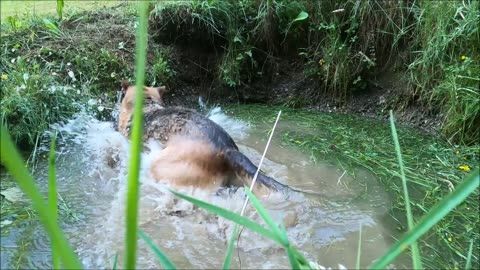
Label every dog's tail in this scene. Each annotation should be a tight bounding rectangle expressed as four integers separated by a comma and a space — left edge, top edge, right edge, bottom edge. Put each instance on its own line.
223, 149, 291, 194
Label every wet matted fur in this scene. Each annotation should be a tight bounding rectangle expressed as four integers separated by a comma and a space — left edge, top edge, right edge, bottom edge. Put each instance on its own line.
117, 81, 290, 195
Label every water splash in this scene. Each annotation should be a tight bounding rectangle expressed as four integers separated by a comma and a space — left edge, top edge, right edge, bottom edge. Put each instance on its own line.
3, 103, 397, 269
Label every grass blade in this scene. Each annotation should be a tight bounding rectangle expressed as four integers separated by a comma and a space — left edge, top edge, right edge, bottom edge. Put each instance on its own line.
222, 224, 239, 269
0, 126, 82, 269
286, 246, 301, 269
243, 187, 288, 246
138, 230, 177, 269
48, 134, 61, 269
368, 168, 479, 269
170, 189, 280, 243
112, 252, 119, 270
465, 239, 474, 270
356, 223, 362, 269
389, 110, 423, 269
56, 0, 64, 20
124, 1, 149, 269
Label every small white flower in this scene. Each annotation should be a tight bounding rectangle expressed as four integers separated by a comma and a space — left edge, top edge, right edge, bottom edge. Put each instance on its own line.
67, 62, 71, 66
98, 105, 105, 112
68, 70, 76, 81
23, 73, 29, 83
87, 99, 97, 105
11, 58, 15, 63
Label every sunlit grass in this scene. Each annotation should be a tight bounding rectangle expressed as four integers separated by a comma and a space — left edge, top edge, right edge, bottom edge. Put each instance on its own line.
0, 0, 120, 20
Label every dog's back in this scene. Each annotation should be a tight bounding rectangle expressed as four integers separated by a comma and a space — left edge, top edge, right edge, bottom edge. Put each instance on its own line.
118, 82, 290, 195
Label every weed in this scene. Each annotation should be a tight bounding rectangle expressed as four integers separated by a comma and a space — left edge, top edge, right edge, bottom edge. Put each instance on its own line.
146, 49, 176, 87
0, 56, 87, 149
408, 0, 480, 144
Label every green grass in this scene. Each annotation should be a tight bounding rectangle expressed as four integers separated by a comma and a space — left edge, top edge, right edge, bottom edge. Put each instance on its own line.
150, 0, 479, 144
0, 0, 121, 20
225, 104, 479, 269
124, 1, 149, 268
389, 110, 422, 269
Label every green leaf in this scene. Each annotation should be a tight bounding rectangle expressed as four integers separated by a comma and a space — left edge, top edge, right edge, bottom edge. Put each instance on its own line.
222, 224, 239, 269
138, 230, 177, 269
170, 189, 281, 243
124, 2, 150, 269
465, 239, 474, 270
112, 252, 119, 270
42, 19, 62, 36
389, 111, 422, 269
293, 11, 309, 22
368, 168, 479, 269
243, 187, 288, 246
56, 0, 64, 20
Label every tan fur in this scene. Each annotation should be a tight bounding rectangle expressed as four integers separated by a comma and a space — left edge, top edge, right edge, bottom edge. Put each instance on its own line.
150, 136, 229, 191
117, 81, 284, 196
118, 81, 166, 137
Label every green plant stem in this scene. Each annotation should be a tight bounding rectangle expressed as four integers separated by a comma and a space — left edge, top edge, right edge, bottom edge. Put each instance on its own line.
356, 223, 362, 269
369, 168, 479, 269
48, 134, 61, 269
389, 110, 423, 269
124, 1, 149, 269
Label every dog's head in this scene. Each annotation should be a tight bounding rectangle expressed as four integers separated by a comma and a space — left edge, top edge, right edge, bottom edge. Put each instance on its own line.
117, 80, 167, 136
120, 80, 167, 109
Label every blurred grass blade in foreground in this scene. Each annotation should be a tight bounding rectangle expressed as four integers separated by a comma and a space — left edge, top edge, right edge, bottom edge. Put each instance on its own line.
0, 125, 83, 269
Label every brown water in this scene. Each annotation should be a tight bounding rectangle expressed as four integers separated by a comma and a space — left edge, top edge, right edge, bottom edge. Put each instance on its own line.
0, 106, 408, 269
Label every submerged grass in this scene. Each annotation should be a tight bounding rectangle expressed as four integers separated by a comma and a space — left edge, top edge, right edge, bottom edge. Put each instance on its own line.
225, 104, 479, 269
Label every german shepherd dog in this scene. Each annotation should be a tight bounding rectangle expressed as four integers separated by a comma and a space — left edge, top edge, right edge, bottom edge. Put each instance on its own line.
117, 81, 291, 196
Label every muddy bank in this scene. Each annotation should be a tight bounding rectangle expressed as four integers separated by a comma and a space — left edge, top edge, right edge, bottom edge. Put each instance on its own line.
154, 42, 442, 136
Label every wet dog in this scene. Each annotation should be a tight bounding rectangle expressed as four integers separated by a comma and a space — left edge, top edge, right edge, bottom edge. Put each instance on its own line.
117, 81, 291, 196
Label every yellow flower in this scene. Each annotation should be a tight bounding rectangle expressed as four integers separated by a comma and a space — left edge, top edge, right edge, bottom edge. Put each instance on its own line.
455, 150, 460, 155
459, 165, 470, 172
460, 55, 466, 60
1, 74, 7, 80
448, 237, 453, 242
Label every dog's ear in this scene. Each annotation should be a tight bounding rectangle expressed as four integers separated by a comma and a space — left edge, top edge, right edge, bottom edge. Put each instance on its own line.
156, 86, 167, 105
156, 86, 167, 96
121, 80, 131, 91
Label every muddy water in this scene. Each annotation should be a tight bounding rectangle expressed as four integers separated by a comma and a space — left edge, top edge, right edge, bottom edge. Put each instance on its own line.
1, 106, 408, 269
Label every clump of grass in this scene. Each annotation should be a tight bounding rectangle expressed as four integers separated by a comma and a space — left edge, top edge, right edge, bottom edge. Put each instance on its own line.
146, 48, 176, 87
0, 55, 87, 149
407, 0, 479, 144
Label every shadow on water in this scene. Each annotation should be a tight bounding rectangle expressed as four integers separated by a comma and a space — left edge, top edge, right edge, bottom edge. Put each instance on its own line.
0, 105, 411, 269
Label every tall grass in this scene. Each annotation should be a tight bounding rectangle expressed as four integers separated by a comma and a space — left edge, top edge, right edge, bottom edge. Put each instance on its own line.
389, 110, 422, 269
123, 1, 149, 268
408, 0, 480, 144
0, 2, 479, 270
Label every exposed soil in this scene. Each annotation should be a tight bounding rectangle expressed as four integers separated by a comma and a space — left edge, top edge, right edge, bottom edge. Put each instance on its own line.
159, 42, 443, 136
12, 4, 442, 136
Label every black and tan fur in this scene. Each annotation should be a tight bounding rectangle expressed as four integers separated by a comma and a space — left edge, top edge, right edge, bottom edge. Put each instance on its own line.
117, 81, 290, 196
